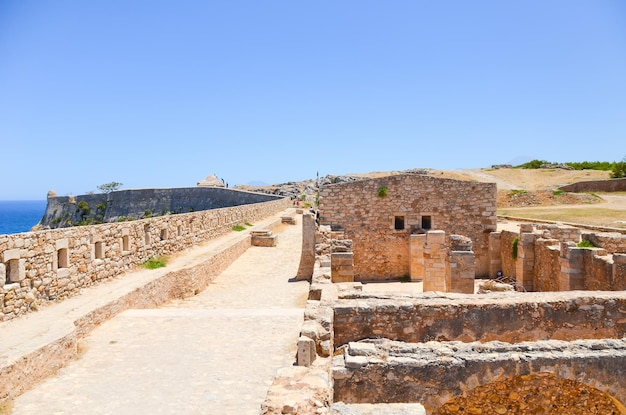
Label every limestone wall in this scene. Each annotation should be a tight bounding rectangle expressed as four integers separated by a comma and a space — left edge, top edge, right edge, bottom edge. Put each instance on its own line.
0, 198, 291, 321
333, 291, 626, 347
333, 338, 626, 413
319, 174, 496, 280
493, 224, 626, 292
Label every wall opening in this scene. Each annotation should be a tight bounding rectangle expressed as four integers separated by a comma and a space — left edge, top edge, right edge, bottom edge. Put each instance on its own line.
6, 259, 20, 283
422, 216, 432, 230
122, 235, 130, 252
57, 248, 69, 268
160, 229, 168, 241
144, 225, 151, 245
177, 225, 182, 237
394, 216, 405, 231
94, 242, 104, 259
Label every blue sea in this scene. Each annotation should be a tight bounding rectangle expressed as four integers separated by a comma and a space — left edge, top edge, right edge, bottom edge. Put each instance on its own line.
0, 200, 47, 235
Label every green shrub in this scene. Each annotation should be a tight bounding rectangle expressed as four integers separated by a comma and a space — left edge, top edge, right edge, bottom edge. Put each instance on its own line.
510, 189, 528, 196
142, 256, 168, 269
577, 240, 596, 248
232, 225, 246, 232
245, 222, 253, 227
512, 237, 519, 260
553, 189, 565, 196
377, 186, 388, 198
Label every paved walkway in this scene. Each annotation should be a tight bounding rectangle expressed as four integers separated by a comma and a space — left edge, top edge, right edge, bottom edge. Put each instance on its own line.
11, 218, 309, 415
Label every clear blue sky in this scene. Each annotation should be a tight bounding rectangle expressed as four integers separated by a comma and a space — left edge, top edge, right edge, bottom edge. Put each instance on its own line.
1, 1, 625, 200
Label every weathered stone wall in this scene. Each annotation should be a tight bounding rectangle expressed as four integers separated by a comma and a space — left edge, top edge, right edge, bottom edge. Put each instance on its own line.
40, 187, 283, 228
493, 224, 626, 292
0, 197, 291, 321
559, 177, 626, 193
333, 291, 626, 347
498, 230, 518, 280
319, 175, 496, 280
533, 238, 561, 291
333, 338, 626, 413
583, 231, 626, 253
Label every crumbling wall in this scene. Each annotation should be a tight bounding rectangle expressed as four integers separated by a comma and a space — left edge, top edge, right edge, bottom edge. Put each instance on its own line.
319, 174, 496, 280
333, 338, 626, 414
533, 238, 561, 291
583, 231, 626, 253
0, 198, 291, 321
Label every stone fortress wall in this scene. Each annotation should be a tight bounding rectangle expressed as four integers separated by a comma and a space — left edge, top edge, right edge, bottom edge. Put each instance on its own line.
318, 174, 497, 280
41, 186, 281, 228
0, 195, 291, 322
559, 177, 626, 193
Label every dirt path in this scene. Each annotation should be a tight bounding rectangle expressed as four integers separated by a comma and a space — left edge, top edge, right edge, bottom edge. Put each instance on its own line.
11, 219, 309, 415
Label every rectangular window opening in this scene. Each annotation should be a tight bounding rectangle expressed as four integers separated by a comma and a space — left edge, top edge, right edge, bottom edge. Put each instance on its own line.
6, 259, 20, 283
94, 242, 104, 259
144, 225, 151, 245
122, 235, 130, 252
57, 248, 69, 269
422, 215, 432, 230
177, 225, 182, 237
160, 229, 168, 241
394, 216, 405, 231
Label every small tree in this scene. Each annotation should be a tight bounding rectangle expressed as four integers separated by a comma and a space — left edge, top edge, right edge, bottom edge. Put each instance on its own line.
610, 156, 626, 179
97, 182, 123, 193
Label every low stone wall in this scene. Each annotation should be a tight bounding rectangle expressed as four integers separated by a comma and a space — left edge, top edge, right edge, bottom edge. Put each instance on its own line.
0, 198, 291, 321
333, 291, 626, 347
559, 177, 626, 193
333, 338, 626, 413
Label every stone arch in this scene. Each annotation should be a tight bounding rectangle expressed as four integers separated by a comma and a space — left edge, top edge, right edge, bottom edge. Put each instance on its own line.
434, 372, 626, 415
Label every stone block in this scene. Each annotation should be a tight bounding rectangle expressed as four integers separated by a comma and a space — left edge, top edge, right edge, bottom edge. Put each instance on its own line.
297, 336, 316, 367
2, 248, 20, 262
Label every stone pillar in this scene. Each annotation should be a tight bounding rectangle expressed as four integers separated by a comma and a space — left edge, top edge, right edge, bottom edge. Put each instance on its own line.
515, 231, 536, 291
423, 231, 447, 292
296, 214, 315, 281
331, 252, 354, 283
612, 253, 626, 290
449, 251, 475, 293
489, 232, 502, 278
409, 234, 425, 281
559, 242, 585, 290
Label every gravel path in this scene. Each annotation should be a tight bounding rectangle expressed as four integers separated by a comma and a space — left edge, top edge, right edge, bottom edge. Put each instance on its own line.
11, 219, 309, 415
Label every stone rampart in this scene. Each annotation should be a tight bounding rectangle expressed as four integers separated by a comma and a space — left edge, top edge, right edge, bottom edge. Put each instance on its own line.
40, 187, 283, 228
559, 177, 626, 193
319, 175, 496, 280
0, 197, 291, 321
333, 291, 626, 347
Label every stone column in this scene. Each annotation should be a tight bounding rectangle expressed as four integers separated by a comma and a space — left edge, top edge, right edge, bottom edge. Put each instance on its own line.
612, 253, 626, 290
409, 234, 425, 281
296, 214, 315, 281
559, 242, 585, 290
423, 231, 447, 292
515, 230, 536, 291
489, 232, 502, 278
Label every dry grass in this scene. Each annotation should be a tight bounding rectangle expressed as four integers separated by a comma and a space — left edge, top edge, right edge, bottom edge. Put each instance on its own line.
499, 207, 626, 228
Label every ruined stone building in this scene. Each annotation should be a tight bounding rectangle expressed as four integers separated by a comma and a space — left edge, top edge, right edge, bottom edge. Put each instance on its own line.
319, 174, 497, 281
